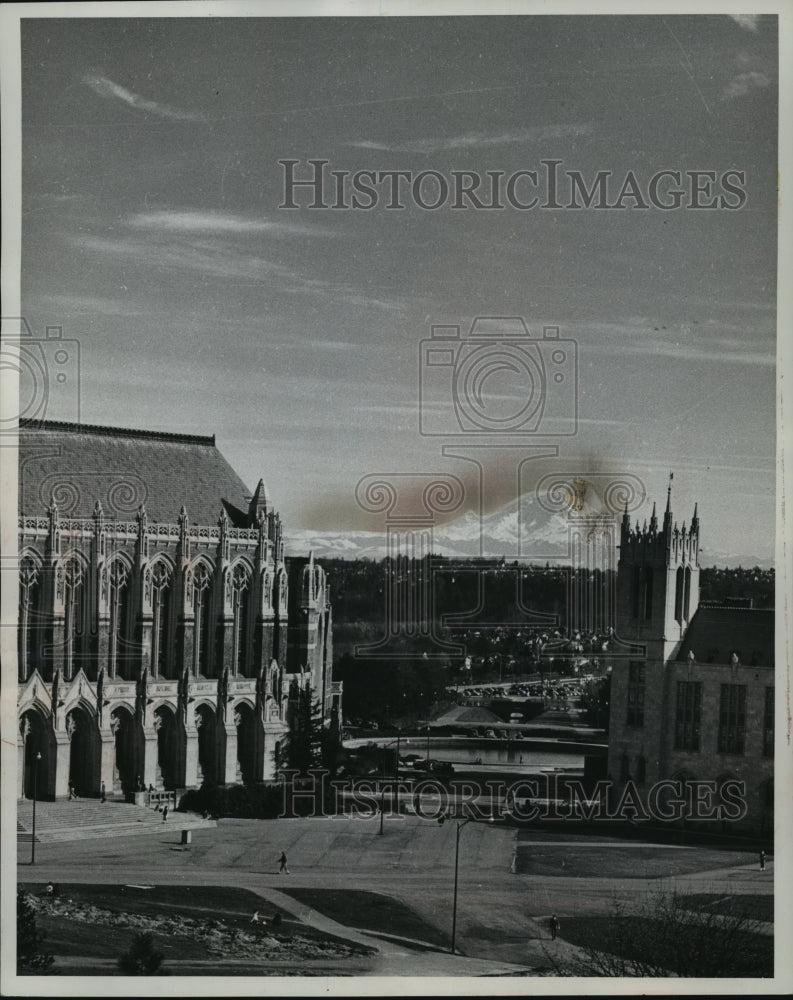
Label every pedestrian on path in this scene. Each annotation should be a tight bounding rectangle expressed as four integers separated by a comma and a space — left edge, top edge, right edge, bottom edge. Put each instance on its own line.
100, 781, 106, 803
278, 851, 290, 874
760, 849, 766, 870
549, 914, 560, 940
162, 804, 169, 823
250, 910, 261, 924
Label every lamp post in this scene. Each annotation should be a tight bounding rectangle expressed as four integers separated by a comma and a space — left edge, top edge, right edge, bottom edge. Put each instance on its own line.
31, 751, 42, 866
378, 733, 401, 836
438, 812, 471, 953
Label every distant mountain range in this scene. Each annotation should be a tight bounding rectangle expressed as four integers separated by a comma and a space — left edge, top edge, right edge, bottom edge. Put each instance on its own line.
284, 492, 773, 569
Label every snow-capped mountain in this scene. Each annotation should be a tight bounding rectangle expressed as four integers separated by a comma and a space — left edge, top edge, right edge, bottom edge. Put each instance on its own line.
284, 491, 773, 569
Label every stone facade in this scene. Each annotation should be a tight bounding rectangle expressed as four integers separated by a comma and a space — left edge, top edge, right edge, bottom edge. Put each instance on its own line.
608, 485, 774, 834
17, 421, 341, 801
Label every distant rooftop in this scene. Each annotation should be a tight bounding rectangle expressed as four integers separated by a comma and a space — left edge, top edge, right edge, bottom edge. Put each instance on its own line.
676, 604, 775, 667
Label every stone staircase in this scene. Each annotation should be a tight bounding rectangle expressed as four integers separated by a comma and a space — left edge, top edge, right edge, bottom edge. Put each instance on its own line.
16, 797, 216, 844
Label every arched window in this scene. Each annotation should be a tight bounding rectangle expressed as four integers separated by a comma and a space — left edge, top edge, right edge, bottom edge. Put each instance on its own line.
18, 556, 42, 681
151, 561, 173, 678
193, 562, 213, 677
231, 563, 251, 675
64, 557, 87, 680
108, 560, 131, 678
643, 567, 653, 620
270, 662, 282, 705
674, 566, 684, 623
683, 566, 692, 621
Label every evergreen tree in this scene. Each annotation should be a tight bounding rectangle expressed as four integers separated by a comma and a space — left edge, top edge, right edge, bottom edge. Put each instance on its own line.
117, 932, 166, 976
277, 693, 340, 778
16, 890, 54, 974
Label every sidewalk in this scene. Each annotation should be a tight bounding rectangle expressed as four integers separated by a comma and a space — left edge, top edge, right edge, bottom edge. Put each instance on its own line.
250, 887, 558, 975
17, 798, 216, 843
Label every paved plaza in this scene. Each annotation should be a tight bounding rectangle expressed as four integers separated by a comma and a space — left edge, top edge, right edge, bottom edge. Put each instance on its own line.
16, 801, 774, 976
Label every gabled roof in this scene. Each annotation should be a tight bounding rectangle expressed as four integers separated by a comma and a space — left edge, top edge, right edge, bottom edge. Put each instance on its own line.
18, 421, 256, 527
676, 605, 775, 668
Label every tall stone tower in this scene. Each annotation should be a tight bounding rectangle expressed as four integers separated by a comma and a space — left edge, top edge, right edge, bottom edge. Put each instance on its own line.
608, 477, 701, 791
287, 552, 334, 723
616, 478, 700, 663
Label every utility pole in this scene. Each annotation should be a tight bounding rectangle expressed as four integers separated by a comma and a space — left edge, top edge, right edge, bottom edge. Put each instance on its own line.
31, 751, 42, 866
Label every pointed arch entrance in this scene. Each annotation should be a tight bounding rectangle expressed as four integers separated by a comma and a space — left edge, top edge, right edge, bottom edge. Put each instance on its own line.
66, 706, 99, 797
235, 703, 256, 783
153, 705, 179, 790
195, 703, 218, 786
20, 709, 53, 800
110, 706, 137, 795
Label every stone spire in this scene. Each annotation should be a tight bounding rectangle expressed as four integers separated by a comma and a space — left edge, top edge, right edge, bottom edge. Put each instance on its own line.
248, 478, 270, 524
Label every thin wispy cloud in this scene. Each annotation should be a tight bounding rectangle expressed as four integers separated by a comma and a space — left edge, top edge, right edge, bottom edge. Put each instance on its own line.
722, 70, 771, 100
306, 339, 360, 351
83, 73, 204, 122
71, 233, 294, 283
128, 209, 333, 238
594, 340, 773, 367
69, 232, 404, 311
349, 123, 593, 154
34, 292, 148, 320
729, 15, 760, 33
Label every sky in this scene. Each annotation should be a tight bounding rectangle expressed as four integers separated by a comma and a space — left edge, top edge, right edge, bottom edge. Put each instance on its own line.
16, 12, 778, 562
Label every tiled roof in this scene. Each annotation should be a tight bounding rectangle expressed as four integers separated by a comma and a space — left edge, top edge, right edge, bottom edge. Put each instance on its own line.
18, 421, 257, 527
676, 605, 775, 667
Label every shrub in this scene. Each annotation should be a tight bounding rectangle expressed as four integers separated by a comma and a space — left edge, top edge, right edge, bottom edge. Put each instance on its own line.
17, 890, 54, 974
117, 932, 166, 976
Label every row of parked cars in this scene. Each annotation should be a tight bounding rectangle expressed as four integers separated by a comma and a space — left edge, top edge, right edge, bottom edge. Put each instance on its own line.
461, 680, 583, 701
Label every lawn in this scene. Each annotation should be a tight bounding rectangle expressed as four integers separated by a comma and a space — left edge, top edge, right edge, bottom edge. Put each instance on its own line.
513, 838, 755, 879
18, 883, 374, 976
555, 913, 773, 978
276, 888, 449, 949
680, 893, 774, 922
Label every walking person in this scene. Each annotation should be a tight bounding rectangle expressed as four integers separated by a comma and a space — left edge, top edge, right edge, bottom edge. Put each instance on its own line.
760, 849, 766, 870
162, 803, 169, 823
100, 781, 106, 803
278, 851, 290, 874
549, 914, 560, 940
250, 910, 261, 924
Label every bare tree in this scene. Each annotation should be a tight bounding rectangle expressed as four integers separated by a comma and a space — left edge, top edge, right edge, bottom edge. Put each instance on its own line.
545, 889, 771, 978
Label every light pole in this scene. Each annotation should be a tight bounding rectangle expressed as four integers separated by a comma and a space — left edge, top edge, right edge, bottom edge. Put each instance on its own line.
31, 751, 42, 866
378, 733, 401, 836
438, 811, 471, 953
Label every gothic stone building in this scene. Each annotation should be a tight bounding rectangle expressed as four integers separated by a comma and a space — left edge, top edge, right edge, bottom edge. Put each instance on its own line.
607, 487, 774, 834
16, 421, 339, 801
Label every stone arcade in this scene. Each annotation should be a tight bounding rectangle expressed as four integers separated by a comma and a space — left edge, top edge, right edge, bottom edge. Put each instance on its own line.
16, 421, 340, 801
